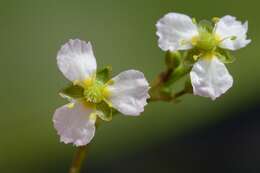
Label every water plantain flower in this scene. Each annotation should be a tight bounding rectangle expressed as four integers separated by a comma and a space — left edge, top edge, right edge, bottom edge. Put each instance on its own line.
53, 39, 150, 146
156, 12, 251, 100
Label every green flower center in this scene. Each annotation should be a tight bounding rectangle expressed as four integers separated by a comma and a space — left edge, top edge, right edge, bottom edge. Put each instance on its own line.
192, 29, 220, 51
82, 78, 110, 103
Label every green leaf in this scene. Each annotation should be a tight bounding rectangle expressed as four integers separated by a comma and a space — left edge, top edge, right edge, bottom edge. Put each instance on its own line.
184, 77, 193, 94
96, 66, 112, 83
217, 49, 236, 64
96, 101, 113, 121
60, 85, 84, 99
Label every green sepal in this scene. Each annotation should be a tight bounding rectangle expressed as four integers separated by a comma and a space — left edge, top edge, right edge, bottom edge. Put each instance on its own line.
198, 20, 214, 32
160, 50, 193, 94
96, 101, 113, 121
184, 77, 193, 94
60, 84, 84, 99
216, 49, 236, 64
165, 51, 181, 69
185, 48, 200, 64
96, 66, 112, 83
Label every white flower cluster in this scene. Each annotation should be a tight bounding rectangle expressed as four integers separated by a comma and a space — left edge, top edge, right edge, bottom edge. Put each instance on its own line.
156, 13, 251, 100
53, 12, 251, 147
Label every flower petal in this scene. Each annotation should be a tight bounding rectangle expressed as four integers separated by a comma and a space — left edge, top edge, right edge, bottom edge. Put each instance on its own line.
215, 15, 251, 50
190, 57, 233, 100
57, 39, 97, 82
53, 102, 95, 146
156, 12, 199, 51
107, 70, 150, 116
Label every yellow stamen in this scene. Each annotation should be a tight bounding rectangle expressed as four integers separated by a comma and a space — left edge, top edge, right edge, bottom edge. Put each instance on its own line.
212, 17, 220, 23
192, 17, 197, 24
102, 86, 111, 98
82, 101, 95, 109
106, 79, 114, 85
66, 102, 75, 109
73, 80, 80, 86
193, 55, 200, 61
83, 78, 93, 87
89, 112, 97, 122
214, 34, 222, 44
103, 98, 113, 107
191, 36, 199, 46
202, 52, 215, 60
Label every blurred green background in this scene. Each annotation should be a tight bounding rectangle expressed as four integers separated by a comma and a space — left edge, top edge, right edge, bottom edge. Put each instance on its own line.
0, 0, 259, 172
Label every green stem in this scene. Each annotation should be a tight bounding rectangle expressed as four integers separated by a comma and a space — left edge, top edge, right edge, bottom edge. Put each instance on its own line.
173, 88, 188, 100
162, 65, 191, 93
69, 145, 89, 173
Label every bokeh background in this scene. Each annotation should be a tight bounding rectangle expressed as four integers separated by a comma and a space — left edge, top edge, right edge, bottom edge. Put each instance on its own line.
1, 0, 259, 172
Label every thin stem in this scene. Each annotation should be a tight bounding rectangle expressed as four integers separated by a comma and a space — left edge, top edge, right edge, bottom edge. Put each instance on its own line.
174, 89, 188, 99
69, 145, 89, 173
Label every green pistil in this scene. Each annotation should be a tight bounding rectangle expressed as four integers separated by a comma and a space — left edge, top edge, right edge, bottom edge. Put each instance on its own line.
83, 80, 105, 103
192, 29, 219, 51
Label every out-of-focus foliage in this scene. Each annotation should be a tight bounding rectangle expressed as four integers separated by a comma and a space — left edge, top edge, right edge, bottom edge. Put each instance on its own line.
0, 0, 259, 172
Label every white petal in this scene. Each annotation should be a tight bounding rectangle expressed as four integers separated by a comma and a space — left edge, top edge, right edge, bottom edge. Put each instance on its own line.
215, 15, 251, 50
57, 39, 97, 82
53, 102, 95, 146
190, 57, 233, 100
156, 12, 199, 51
107, 70, 150, 116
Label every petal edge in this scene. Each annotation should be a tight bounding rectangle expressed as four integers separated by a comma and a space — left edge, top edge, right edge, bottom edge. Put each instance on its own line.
107, 70, 150, 116
57, 39, 97, 82
215, 15, 251, 50
53, 102, 95, 146
156, 12, 198, 51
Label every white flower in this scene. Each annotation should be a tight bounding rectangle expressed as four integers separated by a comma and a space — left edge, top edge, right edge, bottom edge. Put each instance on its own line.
107, 70, 150, 115
156, 13, 199, 52
53, 102, 96, 146
156, 12, 251, 100
190, 57, 233, 100
215, 16, 251, 51
54, 39, 150, 146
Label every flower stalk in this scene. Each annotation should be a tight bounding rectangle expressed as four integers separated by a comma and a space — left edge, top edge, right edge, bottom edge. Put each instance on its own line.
69, 145, 89, 173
